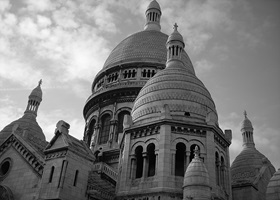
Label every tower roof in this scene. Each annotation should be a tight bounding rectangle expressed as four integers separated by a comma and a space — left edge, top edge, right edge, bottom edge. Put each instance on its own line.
29, 79, 43, 101
167, 23, 185, 47
241, 110, 253, 132
146, 0, 161, 12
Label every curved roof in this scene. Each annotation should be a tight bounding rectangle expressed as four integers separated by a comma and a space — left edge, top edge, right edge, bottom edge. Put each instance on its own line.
231, 147, 275, 185
266, 168, 280, 200
0, 114, 46, 144
146, 0, 161, 12
29, 80, 43, 101
101, 30, 194, 74
131, 62, 217, 124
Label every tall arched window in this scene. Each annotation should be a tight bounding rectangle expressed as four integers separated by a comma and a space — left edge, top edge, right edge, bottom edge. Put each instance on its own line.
147, 143, 156, 177
87, 119, 96, 146
116, 111, 130, 142
215, 152, 220, 186
175, 143, 186, 176
189, 144, 200, 163
221, 156, 225, 188
98, 114, 111, 144
135, 146, 143, 178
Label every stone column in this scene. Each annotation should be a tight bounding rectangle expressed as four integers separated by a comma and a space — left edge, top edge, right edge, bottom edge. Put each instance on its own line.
171, 149, 176, 175
142, 152, 148, 178
155, 150, 159, 176
93, 123, 101, 151
185, 151, 190, 171
130, 155, 136, 179
108, 120, 117, 147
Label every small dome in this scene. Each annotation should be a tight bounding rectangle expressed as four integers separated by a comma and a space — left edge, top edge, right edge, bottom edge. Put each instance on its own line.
241, 110, 253, 131
231, 147, 275, 185
29, 80, 43, 101
146, 0, 161, 12
266, 168, 280, 200
184, 152, 210, 187
167, 23, 184, 47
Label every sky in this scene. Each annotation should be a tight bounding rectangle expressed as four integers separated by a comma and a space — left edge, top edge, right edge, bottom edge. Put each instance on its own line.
0, 0, 279, 169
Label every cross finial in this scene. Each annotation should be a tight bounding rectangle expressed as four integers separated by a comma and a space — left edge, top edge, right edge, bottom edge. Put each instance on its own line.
38, 79, 42, 87
173, 23, 178, 31
244, 110, 247, 118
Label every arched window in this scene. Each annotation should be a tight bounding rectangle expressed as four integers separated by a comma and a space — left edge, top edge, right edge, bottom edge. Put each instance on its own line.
147, 143, 156, 177
189, 144, 200, 163
117, 111, 130, 142
175, 142, 186, 176
87, 120, 96, 147
221, 156, 225, 188
98, 114, 111, 144
49, 166, 55, 183
215, 152, 220, 186
135, 146, 143, 178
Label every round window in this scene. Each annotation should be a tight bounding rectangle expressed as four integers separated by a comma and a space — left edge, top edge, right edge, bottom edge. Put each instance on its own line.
0, 158, 12, 178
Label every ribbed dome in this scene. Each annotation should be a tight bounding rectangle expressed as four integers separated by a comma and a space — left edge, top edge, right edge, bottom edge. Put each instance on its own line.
266, 168, 280, 200
146, 0, 161, 12
0, 114, 46, 144
131, 62, 217, 124
101, 30, 194, 74
231, 147, 275, 184
183, 156, 210, 187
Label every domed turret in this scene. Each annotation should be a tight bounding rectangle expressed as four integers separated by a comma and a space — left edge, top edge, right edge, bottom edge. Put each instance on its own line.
231, 111, 275, 200
266, 168, 280, 200
0, 80, 46, 143
144, 0, 161, 31
131, 24, 218, 125
183, 146, 211, 200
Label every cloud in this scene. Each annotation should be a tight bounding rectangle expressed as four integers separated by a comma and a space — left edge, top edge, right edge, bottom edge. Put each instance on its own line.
194, 59, 214, 75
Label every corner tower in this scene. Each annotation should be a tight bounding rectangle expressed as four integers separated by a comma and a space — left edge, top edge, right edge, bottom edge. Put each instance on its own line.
231, 111, 275, 200
116, 24, 232, 200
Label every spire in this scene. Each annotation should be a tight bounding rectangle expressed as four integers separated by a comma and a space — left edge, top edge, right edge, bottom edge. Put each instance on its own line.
241, 110, 255, 148
24, 80, 43, 117
166, 23, 185, 67
194, 145, 199, 159
144, 0, 161, 31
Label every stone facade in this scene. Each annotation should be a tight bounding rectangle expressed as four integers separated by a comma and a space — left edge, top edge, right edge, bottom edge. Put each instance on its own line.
0, 1, 277, 200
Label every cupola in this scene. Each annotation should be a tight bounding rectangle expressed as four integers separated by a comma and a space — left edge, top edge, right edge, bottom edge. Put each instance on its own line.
241, 111, 255, 148
24, 79, 43, 117
144, 0, 161, 31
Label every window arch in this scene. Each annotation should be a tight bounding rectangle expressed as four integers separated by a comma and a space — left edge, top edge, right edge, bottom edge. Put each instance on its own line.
215, 152, 220, 186
189, 144, 200, 163
135, 146, 143, 178
147, 143, 156, 177
98, 114, 111, 144
117, 111, 130, 142
175, 142, 186, 176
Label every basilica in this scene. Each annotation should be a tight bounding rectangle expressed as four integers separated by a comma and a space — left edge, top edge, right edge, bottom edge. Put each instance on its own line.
0, 1, 279, 200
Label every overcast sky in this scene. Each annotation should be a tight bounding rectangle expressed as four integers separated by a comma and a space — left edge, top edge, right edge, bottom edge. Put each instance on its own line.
0, 0, 279, 169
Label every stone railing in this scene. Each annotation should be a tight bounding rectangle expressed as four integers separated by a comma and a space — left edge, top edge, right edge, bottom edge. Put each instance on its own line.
92, 162, 118, 182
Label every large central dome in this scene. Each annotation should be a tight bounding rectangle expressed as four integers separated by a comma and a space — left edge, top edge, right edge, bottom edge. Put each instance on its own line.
102, 30, 195, 74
